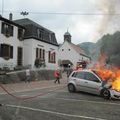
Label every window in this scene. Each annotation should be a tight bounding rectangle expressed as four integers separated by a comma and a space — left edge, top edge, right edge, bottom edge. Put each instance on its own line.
48, 51, 56, 63
36, 48, 39, 58
37, 29, 44, 40
75, 72, 85, 79
71, 72, 78, 77
18, 28, 24, 40
36, 48, 45, 61
0, 44, 13, 59
1, 22, 14, 37
44, 32, 49, 41
17, 47, 23, 66
84, 72, 100, 82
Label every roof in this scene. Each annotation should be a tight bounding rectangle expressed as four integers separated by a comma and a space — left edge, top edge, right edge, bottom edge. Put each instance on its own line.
64, 31, 71, 36
14, 18, 58, 46
70, 43, 89, 58
0, 16, 25, 29
14, 18, 53, 33
61, 60, 73, 65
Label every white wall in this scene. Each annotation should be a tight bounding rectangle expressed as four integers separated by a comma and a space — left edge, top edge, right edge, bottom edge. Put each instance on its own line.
23, 39, 59, 69
58, 41, 90, 68
58, 41, 80, 68
0, 21, 24, 69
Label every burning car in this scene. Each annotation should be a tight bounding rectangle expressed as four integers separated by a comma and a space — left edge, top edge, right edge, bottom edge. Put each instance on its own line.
67, 69, 120, 99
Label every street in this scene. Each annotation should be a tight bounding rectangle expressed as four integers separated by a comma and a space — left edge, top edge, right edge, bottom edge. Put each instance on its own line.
0, 76, 120, 120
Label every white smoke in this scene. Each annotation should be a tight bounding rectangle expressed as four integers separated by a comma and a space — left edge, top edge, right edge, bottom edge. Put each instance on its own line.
93, 0, 120, 41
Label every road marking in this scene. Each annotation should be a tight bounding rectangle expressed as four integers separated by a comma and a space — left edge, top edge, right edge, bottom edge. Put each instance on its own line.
12, 102, 21, 120
5, 104, 106, 120
0, 84, 66, 95
54, 97, 120, 106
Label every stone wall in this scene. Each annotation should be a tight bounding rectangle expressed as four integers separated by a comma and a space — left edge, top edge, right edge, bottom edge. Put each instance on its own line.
0, 70, 59, 84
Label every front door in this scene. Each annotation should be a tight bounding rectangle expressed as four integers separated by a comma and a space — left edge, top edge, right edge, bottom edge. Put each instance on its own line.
83, 72, 102, 94
17, 47, 23, 66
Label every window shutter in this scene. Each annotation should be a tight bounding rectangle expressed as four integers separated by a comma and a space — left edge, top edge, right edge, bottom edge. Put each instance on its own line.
40, 48, 42, 59
18, 28, 24, 40
0, 44, 1, 57
48, 51, 50, 62
9, 25, 13, 36
0, 44, 3, 57
43, 49, 45, 60
1, 22, 5, 34
36, 48, 39, 58
3, 44, 9, 57
10, 46, 13, 58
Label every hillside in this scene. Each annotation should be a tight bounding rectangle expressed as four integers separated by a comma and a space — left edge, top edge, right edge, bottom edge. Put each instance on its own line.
79, 31, 120, 67
78, 42, 96, 59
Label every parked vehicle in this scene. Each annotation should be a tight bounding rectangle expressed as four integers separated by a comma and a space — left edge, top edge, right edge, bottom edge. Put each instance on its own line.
67, 69, 120, 99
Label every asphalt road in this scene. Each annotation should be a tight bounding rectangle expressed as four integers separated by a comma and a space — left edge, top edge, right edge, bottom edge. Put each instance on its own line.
0, 83, 120, 120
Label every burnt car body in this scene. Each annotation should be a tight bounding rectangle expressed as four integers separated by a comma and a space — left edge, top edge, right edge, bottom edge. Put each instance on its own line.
67, 69, 120, 99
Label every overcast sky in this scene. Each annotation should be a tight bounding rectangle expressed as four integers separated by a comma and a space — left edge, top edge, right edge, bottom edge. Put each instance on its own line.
1, 0, 120, 44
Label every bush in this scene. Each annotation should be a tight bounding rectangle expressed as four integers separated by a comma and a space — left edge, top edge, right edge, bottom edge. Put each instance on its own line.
34, 58, 45, 68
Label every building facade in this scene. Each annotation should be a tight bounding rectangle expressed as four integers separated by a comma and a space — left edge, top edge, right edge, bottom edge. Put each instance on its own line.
14, 18, 59, 69
58, 31, 90, 69
0, 16, 59, 70
0, 16, 25, 70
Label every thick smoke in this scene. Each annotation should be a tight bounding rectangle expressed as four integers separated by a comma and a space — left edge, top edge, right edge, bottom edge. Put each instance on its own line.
94, 0, 120, 41
98, 0, 115, 33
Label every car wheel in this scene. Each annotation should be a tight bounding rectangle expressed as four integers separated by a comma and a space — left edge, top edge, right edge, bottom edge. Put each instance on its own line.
101, 88, 111, 99
68, 84, 76, 93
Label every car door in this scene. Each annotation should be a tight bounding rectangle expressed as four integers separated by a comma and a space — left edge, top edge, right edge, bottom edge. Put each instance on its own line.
83, 72, 102, 94
73, 71, 87, 91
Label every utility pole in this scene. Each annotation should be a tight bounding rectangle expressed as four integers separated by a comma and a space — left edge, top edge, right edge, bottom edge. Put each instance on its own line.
2, 0, 4, 16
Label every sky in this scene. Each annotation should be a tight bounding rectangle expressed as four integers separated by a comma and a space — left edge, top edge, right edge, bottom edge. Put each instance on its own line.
1, 0, 120, 44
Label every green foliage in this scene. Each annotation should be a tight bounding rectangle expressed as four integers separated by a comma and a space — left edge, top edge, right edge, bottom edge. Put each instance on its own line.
79, 31, 120, 67
34, 58, 45, 68
79, 42, 95, 57
99, 31, 120, 67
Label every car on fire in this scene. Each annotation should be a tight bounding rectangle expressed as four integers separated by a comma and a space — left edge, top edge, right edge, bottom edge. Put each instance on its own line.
67, 69, 120, 99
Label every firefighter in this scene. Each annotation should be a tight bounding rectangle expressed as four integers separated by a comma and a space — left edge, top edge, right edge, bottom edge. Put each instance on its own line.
54, 70, 60, 84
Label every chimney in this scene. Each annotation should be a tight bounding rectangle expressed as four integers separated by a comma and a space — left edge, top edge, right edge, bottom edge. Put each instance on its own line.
9, 13, 13, 21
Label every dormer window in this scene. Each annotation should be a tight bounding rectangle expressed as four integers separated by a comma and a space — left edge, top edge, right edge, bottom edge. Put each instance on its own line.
37, 28, 44, 40
18, 28, 24, 40
44, 32, 49, 41
1, 22, 13, 37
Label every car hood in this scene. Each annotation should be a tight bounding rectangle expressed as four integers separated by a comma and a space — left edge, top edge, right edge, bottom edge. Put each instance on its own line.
102, 81, 112, 89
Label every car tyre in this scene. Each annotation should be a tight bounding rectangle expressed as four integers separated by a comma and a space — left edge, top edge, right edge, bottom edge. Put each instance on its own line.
68, 84, 76, 93
101, 88, 111, 99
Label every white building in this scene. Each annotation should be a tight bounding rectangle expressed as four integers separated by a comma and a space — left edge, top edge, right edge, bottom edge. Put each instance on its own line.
14, 18, 59, 69
0, 16, 25, 70
0, 15, 90, 70
0, 16, 59, 70
58, 31, 90, 69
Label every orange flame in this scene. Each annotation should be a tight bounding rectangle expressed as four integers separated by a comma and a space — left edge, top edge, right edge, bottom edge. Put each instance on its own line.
112, 68, 120, 92
92, 54, 120, 92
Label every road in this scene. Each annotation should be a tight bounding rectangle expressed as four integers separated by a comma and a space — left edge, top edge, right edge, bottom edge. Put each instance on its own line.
0, 76, 120, 120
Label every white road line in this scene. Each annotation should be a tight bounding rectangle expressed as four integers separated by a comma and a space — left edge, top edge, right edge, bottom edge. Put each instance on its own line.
0, 85, 66, 95
5, 104, 106, 120
54, 97, 120, 106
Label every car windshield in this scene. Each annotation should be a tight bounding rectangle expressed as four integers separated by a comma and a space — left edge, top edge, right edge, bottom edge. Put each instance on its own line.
92, 70, 106, 81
